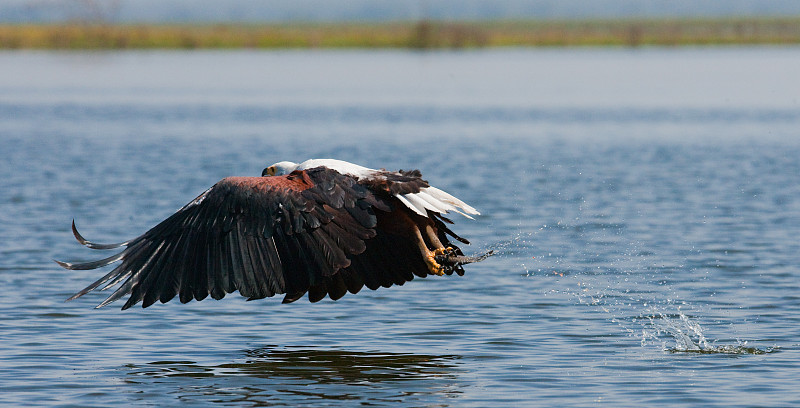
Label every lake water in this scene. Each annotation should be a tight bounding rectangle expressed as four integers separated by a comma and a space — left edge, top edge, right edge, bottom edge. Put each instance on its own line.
2, 48, 800, 407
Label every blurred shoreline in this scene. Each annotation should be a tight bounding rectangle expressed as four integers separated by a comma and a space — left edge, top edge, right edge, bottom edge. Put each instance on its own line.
2, 17, 800, 49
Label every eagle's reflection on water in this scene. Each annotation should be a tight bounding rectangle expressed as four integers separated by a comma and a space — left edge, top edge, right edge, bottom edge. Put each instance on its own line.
124, 346, 463, 405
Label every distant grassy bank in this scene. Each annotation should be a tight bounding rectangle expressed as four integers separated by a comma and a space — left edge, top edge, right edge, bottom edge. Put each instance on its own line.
2, 18, 800, 49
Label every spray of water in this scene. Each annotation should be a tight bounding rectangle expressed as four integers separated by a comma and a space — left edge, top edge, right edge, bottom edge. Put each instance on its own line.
575, 276, 779, 355
496, 227, 779, 355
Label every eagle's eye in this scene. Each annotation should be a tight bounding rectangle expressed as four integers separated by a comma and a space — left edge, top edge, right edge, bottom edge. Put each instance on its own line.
263, 166, 276, 177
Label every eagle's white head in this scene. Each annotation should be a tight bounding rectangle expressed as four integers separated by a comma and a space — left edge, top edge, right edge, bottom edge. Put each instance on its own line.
262, 161, 298, 177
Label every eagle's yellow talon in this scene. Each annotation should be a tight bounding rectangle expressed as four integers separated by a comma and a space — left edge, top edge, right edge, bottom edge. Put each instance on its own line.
432, 247, 453, 257
426, 253, 445, 276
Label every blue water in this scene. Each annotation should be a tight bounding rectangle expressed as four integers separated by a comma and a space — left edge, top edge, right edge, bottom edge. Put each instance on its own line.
2, 48, 800, 407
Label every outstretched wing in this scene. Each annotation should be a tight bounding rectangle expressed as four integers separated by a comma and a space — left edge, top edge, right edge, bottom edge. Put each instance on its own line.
59, 167, 388, 309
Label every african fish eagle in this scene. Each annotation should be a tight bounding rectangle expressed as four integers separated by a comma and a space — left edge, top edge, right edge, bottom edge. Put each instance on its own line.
58, 159, 491, 309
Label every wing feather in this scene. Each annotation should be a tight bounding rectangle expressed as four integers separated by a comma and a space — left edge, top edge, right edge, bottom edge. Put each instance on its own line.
422, 186, 479, 216
99, 242, 161, 292
327, 274, 348, 301
243, 234, 269, 300
394, 194, 427, 217
105, 274, 139, 309
209, 236, 227, 300
70, 220, 129, 249
228, 226, 248, 297
341, 269, 364, 295
308, 282, 327, 303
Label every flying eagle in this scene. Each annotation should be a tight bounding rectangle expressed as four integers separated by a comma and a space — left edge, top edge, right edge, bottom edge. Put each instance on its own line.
58, 159, 491, 309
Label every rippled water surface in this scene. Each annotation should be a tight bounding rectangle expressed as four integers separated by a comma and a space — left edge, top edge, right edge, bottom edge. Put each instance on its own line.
2, 48, 800, 407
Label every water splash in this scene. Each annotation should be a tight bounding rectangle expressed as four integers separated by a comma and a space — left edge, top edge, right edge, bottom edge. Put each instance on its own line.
642, 309, 711, 351
503, 222, 778, 356
580, 291, 779, 355
641, 310, 780, 355
668, 344, 780, 355
479, 230, 541, 276
567, 260, 778, 356
482, 230, 539, 257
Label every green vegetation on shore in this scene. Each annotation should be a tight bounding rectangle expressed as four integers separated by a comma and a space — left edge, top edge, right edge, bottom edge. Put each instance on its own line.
2, 17, 800, 49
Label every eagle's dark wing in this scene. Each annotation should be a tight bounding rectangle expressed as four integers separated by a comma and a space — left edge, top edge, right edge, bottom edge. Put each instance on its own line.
59, 167, 389, 309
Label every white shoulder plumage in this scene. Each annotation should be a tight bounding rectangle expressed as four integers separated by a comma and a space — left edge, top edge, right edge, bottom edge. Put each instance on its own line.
296, 158, 479, 219
296, 159, 377, 179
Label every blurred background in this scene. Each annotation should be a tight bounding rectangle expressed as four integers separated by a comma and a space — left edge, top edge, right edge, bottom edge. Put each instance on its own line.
3, 0, 800, 48
3, 0, 800, 22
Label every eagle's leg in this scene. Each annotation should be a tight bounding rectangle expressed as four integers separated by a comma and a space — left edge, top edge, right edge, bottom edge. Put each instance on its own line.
413, 225, 445, 276
424, 225, 454, 258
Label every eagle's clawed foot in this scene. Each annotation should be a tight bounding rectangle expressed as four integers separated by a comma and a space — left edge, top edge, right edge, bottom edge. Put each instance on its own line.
432, 247, 455, 257
426, 247, 456, 276
426, 252, 445, 276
